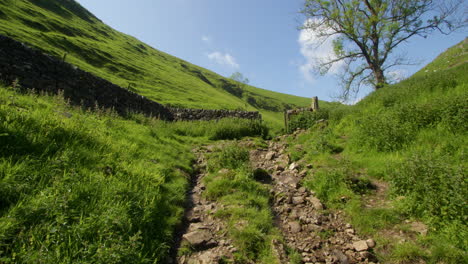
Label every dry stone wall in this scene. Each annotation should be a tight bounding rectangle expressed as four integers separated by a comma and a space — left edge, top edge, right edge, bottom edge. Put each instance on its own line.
171, 108, 261, 121
0, 34, 261, 122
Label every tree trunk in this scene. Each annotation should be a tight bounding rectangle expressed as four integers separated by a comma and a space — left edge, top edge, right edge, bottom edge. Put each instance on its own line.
373, 67, 386, 89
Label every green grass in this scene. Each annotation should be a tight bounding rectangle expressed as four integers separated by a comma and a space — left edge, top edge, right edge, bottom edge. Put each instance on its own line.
0, 0, 323, 129
286, 40, 468, 263
0, 84, 268, 263
202, 143, 291, 264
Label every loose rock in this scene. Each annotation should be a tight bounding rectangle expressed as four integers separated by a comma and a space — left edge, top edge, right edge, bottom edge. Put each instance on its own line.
353, 240, 369, 252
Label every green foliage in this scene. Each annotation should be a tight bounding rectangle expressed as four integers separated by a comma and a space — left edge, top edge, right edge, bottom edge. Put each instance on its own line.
351, 70, 468, 152
163, 118, 269, 140
290, 41, 468, 263
301, 0, 462, 96
390, 152, 467, 223
440, 96, 468, 133
202, 144, 283, 263
0, 86, 193, 263
304, 165, 355, 206
206, 144, 250, 173
288, 109, 329, 131
288, 127, 343, 160
287, 103, 352, 132
0, 85, 268, 263
390, 242, 429, 263
352, 110, 416, 152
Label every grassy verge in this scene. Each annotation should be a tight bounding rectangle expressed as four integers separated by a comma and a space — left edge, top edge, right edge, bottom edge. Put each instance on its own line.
0, 84, 268, 263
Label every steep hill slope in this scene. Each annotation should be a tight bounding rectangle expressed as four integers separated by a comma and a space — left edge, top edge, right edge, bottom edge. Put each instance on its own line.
0, 0, 317, 127
286, 39, 467, 263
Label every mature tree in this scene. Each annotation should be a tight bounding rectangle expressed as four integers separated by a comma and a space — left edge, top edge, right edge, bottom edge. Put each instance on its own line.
230, 71, 250, 86
301, 0, 465, 100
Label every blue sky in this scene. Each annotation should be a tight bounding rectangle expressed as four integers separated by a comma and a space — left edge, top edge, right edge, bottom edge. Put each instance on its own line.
76, 0, 466, 102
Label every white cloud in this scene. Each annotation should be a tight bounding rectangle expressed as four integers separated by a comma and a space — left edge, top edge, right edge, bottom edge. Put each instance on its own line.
298, 19, 344, 82
207, 52, 240, 69
202, 35, 212, 44
387, 69, 407, 83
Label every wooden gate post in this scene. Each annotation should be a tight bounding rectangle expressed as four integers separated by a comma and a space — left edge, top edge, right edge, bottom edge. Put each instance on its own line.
311, 96, 319, 111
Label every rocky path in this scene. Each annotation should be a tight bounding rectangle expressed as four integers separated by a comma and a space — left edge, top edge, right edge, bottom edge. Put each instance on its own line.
173, 146, 239, 264
173, 136, 378, 264
250, 137, 378, 264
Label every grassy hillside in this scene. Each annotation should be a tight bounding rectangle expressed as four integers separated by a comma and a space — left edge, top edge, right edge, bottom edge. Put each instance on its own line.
286, 39, 467, 263
0, 0, 320, 128
0, 83, 269, 263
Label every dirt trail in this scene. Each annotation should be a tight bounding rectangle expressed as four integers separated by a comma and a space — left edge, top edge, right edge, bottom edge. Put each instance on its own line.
172, 145, 239, 264
173, 136, 379, 264
250, 137, 378, 264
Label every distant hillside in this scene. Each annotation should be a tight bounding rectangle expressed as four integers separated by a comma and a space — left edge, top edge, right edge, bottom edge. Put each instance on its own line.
0, 0, 321, 127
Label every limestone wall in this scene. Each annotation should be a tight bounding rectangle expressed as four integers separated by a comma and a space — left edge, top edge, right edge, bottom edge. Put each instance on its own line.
171, 108, 261, 121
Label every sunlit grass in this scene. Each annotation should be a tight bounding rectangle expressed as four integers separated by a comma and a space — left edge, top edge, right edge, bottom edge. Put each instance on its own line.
0, 84, 268, 263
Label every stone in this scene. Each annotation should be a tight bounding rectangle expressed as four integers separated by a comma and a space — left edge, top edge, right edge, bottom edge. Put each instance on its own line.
332, 249, 349, 264
352, 240, 369, 252
409, 222, 428, 236
182, 230, 217, 249
308, 196, 324, 210
289, 221, 302, 233
265, 151, 276, 160
279, 173, 300, 188
218, 168, 230, 174
292, 196, 305, 205
366, 239, 376, 248
289, 162, 299, 170
289, 210, 299, 219
187, 212, 201, 223
360, 251, 372, 259
199, 250, 224, 264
